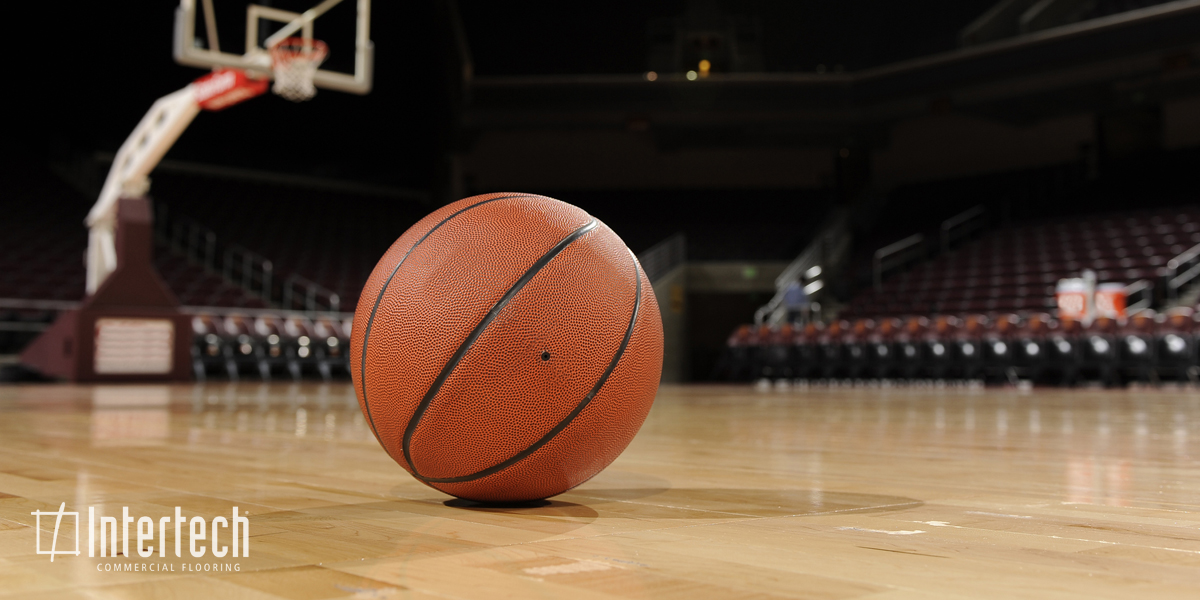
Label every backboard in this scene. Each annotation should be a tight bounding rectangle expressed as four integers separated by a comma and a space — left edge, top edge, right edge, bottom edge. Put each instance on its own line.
173, 0, 373, 95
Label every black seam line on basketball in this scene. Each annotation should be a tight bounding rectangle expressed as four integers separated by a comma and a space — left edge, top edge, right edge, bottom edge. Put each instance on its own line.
415, 247, 642, 484
403, 219, 601, 479
358, 194, 529, 451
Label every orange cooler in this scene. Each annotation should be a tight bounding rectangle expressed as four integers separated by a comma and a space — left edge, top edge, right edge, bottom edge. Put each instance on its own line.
1056, 279, 1089, 320
1094, 283, 1127, 319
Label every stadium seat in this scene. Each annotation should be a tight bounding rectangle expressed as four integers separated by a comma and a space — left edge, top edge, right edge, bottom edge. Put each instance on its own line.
1156, 308, 1197, 382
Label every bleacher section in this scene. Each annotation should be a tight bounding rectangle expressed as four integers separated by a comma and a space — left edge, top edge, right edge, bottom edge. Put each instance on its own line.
190, 311, 353, 382
155, 253, 267, 309
149, 170, 426, 311
717, 201, 1200, 385
0, 163, 268, 309
0, 166, 90, 302
843, 206, 1197, 318
715, 308, 1198, 386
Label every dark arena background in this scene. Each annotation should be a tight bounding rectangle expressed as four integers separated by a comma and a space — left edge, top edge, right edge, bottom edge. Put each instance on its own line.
4, 1, 1200, 597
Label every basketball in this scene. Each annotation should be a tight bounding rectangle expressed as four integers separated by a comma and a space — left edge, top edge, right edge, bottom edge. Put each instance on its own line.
349, 193, 664, 502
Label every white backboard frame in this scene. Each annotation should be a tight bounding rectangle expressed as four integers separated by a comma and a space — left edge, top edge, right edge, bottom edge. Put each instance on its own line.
173, 0, 373, 95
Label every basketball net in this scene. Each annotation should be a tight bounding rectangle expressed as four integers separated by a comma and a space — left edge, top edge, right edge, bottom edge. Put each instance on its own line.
270, 37, 329, 102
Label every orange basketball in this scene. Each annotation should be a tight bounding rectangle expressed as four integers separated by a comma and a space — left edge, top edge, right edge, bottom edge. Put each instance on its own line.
350, 193, 663, 502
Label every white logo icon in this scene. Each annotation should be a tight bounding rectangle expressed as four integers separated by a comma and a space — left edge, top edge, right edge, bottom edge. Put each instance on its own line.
31, 502, 80, 562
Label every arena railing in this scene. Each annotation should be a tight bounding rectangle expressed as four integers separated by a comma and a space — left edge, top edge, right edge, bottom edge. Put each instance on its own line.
873, 233, 926, 292
755, 208, 851, 325
637, 233, 686, 284
282, 274, 342, 313
177, 304, 353, 320
940, 204, 988, 253
222, 244, 275, 303
1165, 242, 1200, 302
0, 299, 80, 336
155, 201, 343, 311
157, 204, 218, 272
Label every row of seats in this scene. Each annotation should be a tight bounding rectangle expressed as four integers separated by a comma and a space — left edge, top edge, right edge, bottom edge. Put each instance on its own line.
0, 310, 56, 356
191, 313, 353, 381
716, 308, 1199, 386
843, 207, 1199, 319
151, 171, 425, 310
0, 163, 268, 308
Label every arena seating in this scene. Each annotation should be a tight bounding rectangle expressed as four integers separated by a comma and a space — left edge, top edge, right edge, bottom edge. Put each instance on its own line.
718, 203, 1200, 386
154, 250, 268, 308
0, 164, 341, 373
716, 308, 1198, 386
0, 164, 271, 309
842, 206, 1200, 318
190, 312, 353, 382
150, 171, 426, 311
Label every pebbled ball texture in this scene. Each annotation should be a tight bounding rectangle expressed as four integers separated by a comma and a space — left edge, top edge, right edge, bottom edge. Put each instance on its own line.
350, 193, 663, 502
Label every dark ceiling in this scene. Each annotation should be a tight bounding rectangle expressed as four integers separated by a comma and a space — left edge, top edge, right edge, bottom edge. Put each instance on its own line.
20, 0, 1138, 192
459, 0, 1000, 76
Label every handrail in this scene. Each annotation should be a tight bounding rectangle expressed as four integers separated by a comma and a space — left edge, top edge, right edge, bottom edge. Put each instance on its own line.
1165, 242, 1200, 300
754, 208, 851, 325
167, 214, 218, 272
637, 233, 686, 283
222, 244, 274, 301
282, 274, 341, 312
156, 203, 344, 310
774, 209, 849, 289
940, 204, 987, 253
1166, 241, 1200, 272
1125, 279, 1153, 312
873, 233, 925, 291
178, 304, 353, 320
0, 298, 82, 311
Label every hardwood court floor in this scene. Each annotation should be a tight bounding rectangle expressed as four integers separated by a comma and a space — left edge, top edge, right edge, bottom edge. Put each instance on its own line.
1, 382, 1198, 599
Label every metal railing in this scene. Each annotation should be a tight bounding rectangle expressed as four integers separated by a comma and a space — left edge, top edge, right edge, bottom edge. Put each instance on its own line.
637, 233, 686, 283
941, 204, 988, 253
156, 202, 342, 311
0, 299, 80, 338
1165, 242, 1200, 301
873, 233, 925, 291
173, 221, 217, 271
222, 244, 274, 302
0, 298, 82, 311
177, 304, 353, 321
1125, 279, 1153, 313
282, 275, 341, 312
755, 209, 851, 325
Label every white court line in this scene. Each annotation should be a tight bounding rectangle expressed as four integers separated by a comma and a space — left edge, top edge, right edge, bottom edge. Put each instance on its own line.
836, 527, 925, 535
965, 511, 1033, 519
907, 520, 1200, 556
524, 560, 620, 576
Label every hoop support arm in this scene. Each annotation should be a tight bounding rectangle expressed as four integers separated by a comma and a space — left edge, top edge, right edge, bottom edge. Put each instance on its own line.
86, 86, 201, 294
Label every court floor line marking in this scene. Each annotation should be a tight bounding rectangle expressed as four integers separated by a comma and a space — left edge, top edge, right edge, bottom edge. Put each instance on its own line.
560, 495, 925, 520
479, 501, 931, 548
836, 527, 925, 535
906, 520, 1200, 556
965, 511, 1033, 519
467, 503, 1200, 562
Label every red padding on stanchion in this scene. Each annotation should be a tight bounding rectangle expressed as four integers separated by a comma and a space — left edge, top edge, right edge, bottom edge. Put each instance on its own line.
191, 69, 269, 111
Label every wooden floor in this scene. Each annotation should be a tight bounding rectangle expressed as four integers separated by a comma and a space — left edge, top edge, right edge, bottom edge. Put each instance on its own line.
1, 382, 1199, 599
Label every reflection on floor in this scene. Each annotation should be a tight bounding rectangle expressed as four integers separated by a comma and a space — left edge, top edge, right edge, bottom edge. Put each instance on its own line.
1, 383, 1198, 599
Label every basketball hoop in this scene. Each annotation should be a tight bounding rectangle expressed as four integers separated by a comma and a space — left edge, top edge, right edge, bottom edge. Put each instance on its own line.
269, 37, 328, 102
